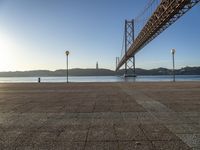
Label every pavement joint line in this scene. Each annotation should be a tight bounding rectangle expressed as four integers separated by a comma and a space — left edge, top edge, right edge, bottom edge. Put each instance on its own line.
137, 123, 157, 149
83, 103, 96, 150
112, 124, 120, 149
0, 112, 158, 116
133, 89, 200, 92
0, 89, 102, 93
83, 125, 90, 150
119, 84, 199, 149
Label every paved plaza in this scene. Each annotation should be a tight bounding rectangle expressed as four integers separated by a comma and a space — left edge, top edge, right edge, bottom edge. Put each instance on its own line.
0, 82, 200, 149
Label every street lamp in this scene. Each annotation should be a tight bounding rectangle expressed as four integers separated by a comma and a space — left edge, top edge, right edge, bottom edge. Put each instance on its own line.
171, 49, 176, 82
65, 50, 70, 83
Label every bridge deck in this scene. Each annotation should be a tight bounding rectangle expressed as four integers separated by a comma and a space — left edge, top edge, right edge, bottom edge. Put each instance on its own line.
116, 0, 200, 70
0, 82, 200, 149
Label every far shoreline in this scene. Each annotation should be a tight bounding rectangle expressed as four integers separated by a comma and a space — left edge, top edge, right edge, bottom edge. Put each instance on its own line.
0, 66, 200, 77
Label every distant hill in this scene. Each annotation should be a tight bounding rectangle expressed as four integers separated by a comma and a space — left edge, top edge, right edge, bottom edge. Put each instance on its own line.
0, 66, 200, 77
55, 68, 115, 76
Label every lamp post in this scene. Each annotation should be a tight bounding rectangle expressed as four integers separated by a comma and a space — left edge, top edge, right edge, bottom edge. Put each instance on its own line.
171, 49, 176, 82
65, 51, 69, 83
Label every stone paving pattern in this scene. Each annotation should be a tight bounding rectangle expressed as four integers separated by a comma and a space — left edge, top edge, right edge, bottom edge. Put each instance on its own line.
0, 82, 199, 149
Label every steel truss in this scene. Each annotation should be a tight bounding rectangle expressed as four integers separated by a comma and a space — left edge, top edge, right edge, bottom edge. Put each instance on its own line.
116, 0, 200, 71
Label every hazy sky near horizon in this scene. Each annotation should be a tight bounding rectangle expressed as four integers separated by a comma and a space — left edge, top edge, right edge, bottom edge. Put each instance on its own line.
0, 0, 200, 71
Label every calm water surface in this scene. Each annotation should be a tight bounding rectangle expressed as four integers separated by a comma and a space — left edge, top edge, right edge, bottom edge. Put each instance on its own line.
0, 75, 200, 83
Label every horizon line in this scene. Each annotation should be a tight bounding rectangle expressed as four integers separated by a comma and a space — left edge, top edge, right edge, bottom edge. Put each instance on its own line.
0, 65, 199, 72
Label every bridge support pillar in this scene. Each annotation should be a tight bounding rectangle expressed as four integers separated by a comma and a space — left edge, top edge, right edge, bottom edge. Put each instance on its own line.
124, 20, 136, 77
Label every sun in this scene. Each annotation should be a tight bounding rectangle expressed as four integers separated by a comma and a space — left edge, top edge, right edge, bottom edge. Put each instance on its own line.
0, 33, 17, 71
0, 50, 14, 71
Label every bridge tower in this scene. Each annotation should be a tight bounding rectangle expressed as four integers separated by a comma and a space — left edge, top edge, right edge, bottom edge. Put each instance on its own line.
124, 19, 136, 77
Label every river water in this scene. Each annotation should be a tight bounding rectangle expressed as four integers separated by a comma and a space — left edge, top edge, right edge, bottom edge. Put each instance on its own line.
0, 75, 200, 83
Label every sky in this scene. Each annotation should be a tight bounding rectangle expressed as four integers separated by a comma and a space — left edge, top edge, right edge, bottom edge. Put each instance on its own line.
0, 0, 199, 71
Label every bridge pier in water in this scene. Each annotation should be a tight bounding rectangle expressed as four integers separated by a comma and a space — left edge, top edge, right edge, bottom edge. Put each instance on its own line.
124, 56, 136, 77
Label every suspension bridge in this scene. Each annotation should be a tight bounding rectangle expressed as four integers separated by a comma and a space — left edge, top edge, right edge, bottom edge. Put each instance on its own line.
116, 0, 200, 77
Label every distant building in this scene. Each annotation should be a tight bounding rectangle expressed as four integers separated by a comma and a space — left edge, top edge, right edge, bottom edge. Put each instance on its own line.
96, 62, 99, 69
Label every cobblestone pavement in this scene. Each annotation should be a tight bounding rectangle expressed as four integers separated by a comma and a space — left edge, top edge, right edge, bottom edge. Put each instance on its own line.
0, 82, 199, 150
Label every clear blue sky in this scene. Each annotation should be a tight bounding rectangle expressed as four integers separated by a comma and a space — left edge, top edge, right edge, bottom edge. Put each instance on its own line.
0, 0, 199, 71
